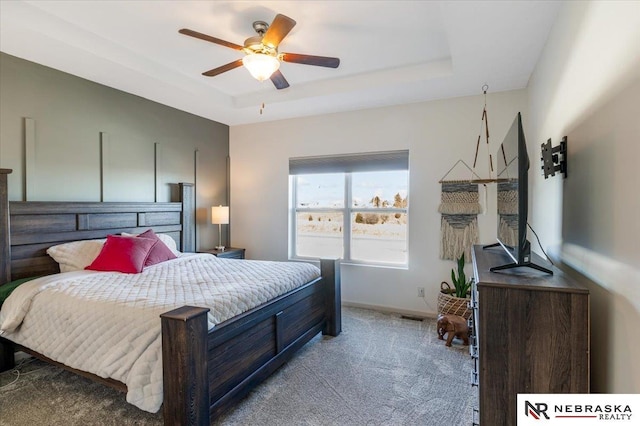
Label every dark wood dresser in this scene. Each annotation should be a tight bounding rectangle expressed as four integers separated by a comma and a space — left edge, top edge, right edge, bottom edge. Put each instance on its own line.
469, 245, 589, 425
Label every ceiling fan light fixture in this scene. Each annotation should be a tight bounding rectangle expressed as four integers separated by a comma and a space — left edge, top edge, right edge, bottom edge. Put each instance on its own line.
242, 53, 280, 82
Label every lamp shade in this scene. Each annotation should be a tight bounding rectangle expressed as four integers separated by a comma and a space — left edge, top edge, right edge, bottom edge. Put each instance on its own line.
242, 53, 280, 81
211, 206, 229, 225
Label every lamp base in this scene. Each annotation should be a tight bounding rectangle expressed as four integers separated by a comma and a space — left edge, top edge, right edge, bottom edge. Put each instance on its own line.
215, 222, 225, 252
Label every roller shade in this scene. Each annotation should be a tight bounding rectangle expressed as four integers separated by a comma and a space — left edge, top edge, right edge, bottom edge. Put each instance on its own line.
289, 150, 409, 175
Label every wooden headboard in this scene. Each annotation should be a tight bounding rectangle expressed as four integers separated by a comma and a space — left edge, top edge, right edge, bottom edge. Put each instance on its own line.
0, 169, 195, 285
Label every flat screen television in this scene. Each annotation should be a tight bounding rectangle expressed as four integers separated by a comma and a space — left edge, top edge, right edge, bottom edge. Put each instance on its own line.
484, 112, 552, 274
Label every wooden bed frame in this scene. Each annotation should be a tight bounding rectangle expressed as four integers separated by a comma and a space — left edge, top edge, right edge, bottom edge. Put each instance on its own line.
0, 168, 341, 425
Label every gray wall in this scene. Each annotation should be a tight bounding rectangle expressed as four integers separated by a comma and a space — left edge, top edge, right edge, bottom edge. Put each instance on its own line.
0, 52, 229, 250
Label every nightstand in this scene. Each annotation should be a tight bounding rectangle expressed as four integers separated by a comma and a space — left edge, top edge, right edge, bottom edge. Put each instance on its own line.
200, 247, 245, 259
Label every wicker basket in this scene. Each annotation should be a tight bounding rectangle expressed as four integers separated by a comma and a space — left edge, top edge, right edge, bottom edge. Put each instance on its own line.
437, 281, 471, 319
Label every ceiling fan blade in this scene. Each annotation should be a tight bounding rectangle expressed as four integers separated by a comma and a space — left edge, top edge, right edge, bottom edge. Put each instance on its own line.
179, 28, 243, 51
281, 53, 340, 68
262, 14, 296, 48
270, 69, 290, 90
202, 59, 244, 77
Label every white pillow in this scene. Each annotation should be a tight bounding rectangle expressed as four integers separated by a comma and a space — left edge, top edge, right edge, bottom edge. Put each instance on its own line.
121, 231, 181, 256
158, 234, 180, 255
47, 239, 106, 273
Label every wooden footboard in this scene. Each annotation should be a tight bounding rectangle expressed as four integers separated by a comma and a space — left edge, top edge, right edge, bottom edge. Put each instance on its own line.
160, 258, 341, 425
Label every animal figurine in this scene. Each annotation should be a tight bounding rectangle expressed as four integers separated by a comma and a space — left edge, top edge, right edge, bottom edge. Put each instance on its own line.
437, 314, 470, 347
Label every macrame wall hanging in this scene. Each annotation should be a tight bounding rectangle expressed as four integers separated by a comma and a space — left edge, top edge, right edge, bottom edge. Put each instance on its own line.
438, 85, 496, 261
438, 170, 482, 261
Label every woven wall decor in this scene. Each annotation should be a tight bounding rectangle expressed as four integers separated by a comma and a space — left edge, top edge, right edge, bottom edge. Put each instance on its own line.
497, 180, 518, 247
439, 181, 481, 261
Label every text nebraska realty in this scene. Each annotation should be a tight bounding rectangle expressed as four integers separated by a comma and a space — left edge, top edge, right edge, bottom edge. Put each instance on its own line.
535, 402, 633, 420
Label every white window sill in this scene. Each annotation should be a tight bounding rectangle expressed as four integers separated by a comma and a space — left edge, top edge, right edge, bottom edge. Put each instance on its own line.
289, 256, 408, 270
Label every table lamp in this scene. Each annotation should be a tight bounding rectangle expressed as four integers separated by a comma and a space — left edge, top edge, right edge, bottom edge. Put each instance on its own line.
211, 205, 229, 251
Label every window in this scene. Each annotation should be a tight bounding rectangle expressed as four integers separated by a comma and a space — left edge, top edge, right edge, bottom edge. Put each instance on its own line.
290, 151, 408, 266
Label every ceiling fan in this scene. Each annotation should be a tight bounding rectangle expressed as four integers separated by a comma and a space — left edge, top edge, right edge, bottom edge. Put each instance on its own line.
179, 14, 340, 90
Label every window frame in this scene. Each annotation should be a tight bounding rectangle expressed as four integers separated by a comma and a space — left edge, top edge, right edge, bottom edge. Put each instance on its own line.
290, 172, 408, 268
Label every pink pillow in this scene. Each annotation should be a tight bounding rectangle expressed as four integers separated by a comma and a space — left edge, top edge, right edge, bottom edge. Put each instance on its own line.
136, 229, 178, 266
86, 235, 157, 273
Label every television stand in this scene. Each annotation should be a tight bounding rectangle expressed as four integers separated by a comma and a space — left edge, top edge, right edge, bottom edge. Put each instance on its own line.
482, 242, 501, 249
482, 242, 553, 274
489, 261, 553, 275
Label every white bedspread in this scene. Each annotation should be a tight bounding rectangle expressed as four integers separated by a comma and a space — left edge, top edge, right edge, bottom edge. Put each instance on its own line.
0, 254, 320, 413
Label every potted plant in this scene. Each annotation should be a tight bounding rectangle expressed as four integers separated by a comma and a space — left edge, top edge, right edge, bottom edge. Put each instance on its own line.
438, 253, 473, 319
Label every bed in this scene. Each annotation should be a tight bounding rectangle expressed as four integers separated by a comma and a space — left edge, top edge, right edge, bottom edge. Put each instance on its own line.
0, 168, 341, 425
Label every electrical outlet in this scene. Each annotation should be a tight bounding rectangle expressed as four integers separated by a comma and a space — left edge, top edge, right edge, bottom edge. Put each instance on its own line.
417, 287, 425, 298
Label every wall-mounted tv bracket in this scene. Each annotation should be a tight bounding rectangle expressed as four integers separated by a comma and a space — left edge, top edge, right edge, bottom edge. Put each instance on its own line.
541, 136, 567, 179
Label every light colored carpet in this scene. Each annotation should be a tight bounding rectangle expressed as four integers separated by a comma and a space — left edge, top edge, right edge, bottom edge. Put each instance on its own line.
0, 307, 474, 425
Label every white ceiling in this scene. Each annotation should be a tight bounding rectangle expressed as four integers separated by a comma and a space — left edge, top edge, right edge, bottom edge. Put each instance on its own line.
0, 1, 560, 126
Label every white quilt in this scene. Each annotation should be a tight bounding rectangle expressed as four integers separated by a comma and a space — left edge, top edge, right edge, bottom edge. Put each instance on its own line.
0, 254, 320, 413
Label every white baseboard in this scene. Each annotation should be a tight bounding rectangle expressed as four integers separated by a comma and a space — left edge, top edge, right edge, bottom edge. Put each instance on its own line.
342, 301, 438, 319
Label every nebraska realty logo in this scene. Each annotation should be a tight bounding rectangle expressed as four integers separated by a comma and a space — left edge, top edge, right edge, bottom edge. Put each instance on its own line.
517, 394, 639, 425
